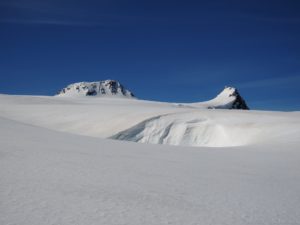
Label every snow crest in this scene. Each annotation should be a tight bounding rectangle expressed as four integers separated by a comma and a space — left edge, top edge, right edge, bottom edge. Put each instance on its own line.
111, 111, 280, 147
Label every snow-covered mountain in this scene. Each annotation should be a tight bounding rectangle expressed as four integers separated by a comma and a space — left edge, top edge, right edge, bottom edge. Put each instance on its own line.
203, 86, 249, 109
56, 80, 135, 98
56, 80, 248, 110
190, 87, 249, 110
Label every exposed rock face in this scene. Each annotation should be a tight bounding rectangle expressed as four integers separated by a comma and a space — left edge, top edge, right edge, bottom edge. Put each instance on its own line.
56, 80, 135, 98
229, 88, 249, 110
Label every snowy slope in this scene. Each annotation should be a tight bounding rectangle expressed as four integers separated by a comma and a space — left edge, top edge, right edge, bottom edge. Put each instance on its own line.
1, 113, 300, 225
0, 94, 299, 147
56, 80, 135, 98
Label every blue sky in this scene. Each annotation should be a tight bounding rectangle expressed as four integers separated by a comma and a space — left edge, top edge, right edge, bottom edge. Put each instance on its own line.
0, 0, 299, 110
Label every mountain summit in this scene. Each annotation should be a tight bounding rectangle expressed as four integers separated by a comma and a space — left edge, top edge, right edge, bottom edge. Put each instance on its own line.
209, 87, 249, 110
56, 80, 135, 98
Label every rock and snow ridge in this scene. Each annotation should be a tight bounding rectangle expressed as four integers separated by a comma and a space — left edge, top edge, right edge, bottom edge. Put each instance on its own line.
206, 86, 249, 110
56, 80, 135, 98
56, 80, 249, 110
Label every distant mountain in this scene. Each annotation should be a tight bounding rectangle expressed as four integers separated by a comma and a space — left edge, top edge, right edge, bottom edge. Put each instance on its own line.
56, 80, 135, 98
210, 87, 249, 110
188, 86, 249, 110
56, 81, 248, 110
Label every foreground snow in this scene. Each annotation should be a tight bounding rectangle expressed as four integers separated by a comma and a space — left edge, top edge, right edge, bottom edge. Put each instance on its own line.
1, 116, 300, 225
1, 94, 300, 224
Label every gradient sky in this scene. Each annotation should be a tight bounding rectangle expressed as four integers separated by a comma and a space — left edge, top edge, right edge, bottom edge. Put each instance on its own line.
0, 0, 299, 110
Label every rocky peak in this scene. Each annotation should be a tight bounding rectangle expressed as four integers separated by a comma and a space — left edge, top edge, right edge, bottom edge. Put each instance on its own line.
214, 86, 249, 110
56, 80, 135, 98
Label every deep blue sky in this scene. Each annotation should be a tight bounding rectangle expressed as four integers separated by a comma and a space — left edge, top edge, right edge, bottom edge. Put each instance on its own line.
0, 0, 299, 110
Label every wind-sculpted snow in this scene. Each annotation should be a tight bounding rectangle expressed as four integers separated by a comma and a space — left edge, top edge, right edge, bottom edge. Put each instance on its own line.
112, 114, 248, 147
111, 111, 300, 147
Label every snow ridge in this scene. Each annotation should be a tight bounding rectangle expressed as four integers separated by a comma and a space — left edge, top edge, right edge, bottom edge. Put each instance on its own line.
56, 80, 248, 110
111, 112, 257, 147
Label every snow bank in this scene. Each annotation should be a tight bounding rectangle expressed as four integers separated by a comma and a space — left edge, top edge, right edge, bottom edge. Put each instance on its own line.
112, 111, 300, 147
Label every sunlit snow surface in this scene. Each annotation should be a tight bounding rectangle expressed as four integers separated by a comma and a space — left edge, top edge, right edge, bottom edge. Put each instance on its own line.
0, 94, 298, 147
1, 94, 300, 225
